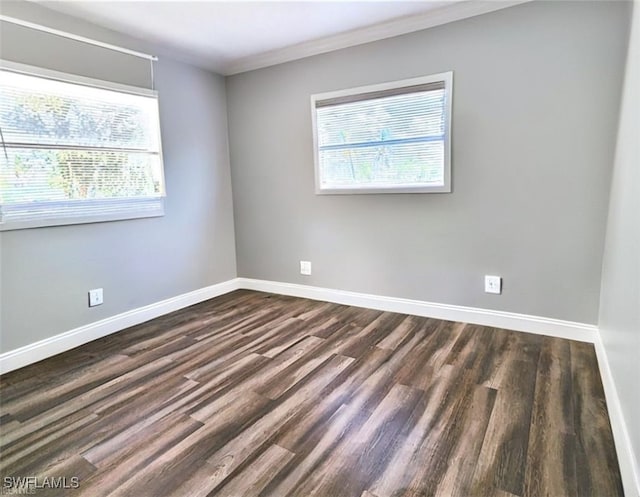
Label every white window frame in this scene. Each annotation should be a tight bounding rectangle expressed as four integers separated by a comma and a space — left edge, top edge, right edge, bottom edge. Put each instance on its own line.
311, 72, 453, 195
0, 60, 166, 231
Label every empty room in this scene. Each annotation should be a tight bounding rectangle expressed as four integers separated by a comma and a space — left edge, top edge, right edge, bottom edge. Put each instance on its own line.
0, 0, 638, 495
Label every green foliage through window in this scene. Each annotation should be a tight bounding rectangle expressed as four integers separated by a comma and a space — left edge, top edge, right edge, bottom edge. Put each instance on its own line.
0, 68, 163, 207
312, 73, 452, 193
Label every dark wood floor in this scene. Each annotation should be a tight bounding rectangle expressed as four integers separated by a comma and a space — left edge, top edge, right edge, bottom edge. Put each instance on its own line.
0, 290, 623, 497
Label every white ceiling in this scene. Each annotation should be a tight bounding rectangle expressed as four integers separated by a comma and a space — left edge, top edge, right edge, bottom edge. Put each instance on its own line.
35, 0, 529, 75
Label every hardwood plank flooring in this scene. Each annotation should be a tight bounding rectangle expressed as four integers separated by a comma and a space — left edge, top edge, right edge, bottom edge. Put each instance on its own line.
0, 290, 623, 496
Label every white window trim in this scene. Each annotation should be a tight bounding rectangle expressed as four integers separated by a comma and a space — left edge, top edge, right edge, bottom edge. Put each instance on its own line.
0, 60, 166, 231
0, 198, 164, 231
310, 71, 453, 195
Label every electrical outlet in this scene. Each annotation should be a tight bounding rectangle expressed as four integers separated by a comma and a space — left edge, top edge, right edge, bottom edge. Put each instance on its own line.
484, 276, 502, 295
88, 288, 104, 307
300, 261, 312, 276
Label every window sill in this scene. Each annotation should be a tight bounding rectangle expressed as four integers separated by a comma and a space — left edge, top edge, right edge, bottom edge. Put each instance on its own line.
315, 184, 451, 195
0, 198, 164, 231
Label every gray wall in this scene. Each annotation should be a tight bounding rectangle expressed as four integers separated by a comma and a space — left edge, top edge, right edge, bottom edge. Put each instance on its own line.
227, 0, 630, 324
0, 1, 237, 352
599, 1, 640, 490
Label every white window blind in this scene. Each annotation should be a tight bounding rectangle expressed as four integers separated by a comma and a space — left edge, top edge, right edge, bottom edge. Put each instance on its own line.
0, 61, 165, 230
311, 72, 452, 194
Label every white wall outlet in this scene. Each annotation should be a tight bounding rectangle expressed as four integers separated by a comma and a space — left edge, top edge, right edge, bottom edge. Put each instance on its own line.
300, 261, 312, 276
484, 275, 502, 294
88, 288, 104, 307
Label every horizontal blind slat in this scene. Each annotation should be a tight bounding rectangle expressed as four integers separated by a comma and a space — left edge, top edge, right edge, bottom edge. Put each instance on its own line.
314, 79, 448, 191
317, 89, 445, 148
0, 66, 165, 216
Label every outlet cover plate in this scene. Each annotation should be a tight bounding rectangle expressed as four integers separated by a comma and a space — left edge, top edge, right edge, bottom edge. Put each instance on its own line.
300, 261, 312, 276
89, 288, 104, 307
485, 275, 502, 294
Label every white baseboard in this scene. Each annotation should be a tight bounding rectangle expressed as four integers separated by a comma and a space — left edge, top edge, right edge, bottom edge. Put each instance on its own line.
238, 278, 597, 343
0, 278, 241, 375
0, 276, 597, 375
594, 336, 640, 497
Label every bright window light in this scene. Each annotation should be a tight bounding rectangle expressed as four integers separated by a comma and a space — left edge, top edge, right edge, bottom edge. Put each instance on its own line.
0, 61, 165, 230
311, 72, 452, 194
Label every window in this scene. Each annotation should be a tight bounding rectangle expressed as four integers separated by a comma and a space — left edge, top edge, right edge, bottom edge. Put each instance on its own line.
0, 61, 165, 230
311, 72, 452, 194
